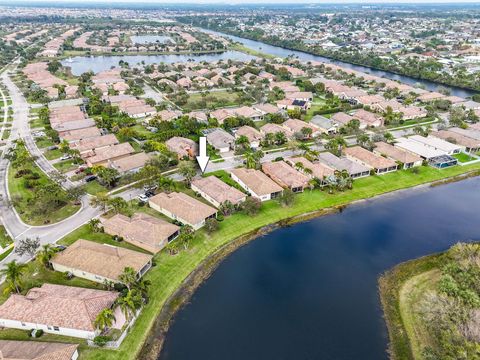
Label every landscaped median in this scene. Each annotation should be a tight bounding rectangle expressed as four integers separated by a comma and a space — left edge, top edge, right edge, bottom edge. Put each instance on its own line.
6, 143, 80, 225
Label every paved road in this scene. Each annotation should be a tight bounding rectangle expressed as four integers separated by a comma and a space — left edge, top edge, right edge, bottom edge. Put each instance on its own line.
0, 68, 101, 266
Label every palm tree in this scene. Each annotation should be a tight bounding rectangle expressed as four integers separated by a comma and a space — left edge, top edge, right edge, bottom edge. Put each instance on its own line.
134, 278, 151, 301
37, 244, 57, 269
89, 218, 101, 233
94, 308, 116, 333
0, 260, 27, 294
119, 267, 137, 290
116, 289, 142, 321
158, 176, 176, 192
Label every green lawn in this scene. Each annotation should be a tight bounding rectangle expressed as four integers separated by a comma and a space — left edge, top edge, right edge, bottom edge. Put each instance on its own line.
453, 152, 477, 163
0, 225, 13, 248
35, 136, 55, 149
54, 160, 79, 173
7, 158, 80, 225
44, 149, 63, 160
84, 180, 108, 195
2, 130, 10, 140
29, 117, 45, 129
73, 162, 480, 359
203, 169, 247, 193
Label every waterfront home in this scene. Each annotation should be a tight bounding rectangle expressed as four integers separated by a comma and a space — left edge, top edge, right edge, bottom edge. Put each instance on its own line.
344, 146, 398, 175
83, 143, 135, 167
0, 340, 79, 360
101, 213, 180, 254
235, 126, 264, 148
373, 142, 423, 169
432, 130, 480, 153
449, 127, 480, 141
354, 94, 385, 106
282, 119, 320, 139
166, 136, 198, 159
394, 137, 458, 168
149, 192, 217, 230
417, 92, 446, 103
51, 239, 153, 284
261, 161, 310, 192
409, 135, 463, 155
310, 115, 338, 134
109, 152, 151, 174
318, 152, 371, 179
0, 284, 120, 339
191, 176, 246, 208
230, 168, 283, 201
70, 134, 119, 155
206, 128, 235, 153
285, 156, 335, 185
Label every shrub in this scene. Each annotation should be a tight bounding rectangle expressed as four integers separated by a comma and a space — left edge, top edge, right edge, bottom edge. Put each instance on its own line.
93, 335, 111, 347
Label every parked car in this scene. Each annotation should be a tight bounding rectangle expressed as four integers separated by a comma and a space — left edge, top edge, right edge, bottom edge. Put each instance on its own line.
54, 245, 66, 251
60, 154, 72, 161
145, 190, 155, 197
74, 166, 86, 174
84, 175, 97, 182
137, 194, 149, 203
46, 145, 58, 151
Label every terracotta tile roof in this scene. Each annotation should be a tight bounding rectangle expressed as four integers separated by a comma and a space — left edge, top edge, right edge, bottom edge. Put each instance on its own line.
374, 142, 422, 164
261, 161, 310, 189
166, 137, 198, 158
235, 126, 263, 143
0, 340, 78, 360
71, 134, 119, 153
51, 239, 152, 281
149, 192, 217, 226
101, 213, 179, 253
432, 130, 480, 149
191, 176, 246, 206
0, 284, 118, 332
260, 123, 293, 137
344, 146, 397, 169
60, 127, 101, 142
286, 156, 335, 179
84, 142, 135, 165
110, 152, 150, 173
230, 168, 283, 196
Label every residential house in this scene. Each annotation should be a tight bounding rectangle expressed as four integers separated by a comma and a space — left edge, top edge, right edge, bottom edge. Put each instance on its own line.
235, 126, 264, 148
84, 143, 135, 167
344, 146, 398, 175
101, 213, 180, 254
373, 142, 423, 169
261, 161, 310, 192
206, 128, 235, 153
285, 156, 335, 184
351, 109, 383, 128
149, 192, 217, 230
166, 137, 198, 159
409, 135, 463, 155
51, 239, 152, 284
394, 137, 458, 168
432, 130, 480, 153
260, 123, 293, 138
230, 168, 283, 201
282, 119, 320, 139
70, 134, 119, 155
191, 176, 246, 208
310, 115, 338, 134
109, 152, 151, 174
0, 340, 79, 360
318, 152, 371, 179
0, 284, 120, 339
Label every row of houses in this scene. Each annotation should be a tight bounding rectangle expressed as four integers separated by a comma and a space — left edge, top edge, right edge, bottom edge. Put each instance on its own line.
23, 62, 78, 99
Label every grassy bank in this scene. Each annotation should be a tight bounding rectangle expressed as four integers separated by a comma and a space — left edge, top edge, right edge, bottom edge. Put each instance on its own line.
378, 253, 444, 360
230, 43, 275, 59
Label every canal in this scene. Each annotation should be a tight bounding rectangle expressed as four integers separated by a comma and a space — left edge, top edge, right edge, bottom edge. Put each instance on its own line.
159, 177, 480, 360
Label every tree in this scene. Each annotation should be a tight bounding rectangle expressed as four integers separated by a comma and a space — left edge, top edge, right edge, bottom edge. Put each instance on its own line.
15, 237, 40, 257
244, 149, 264, 169
178, 161, 196, 186
116, 289, 142, 321
119, 267, 137, 290
90, 192, 109, 211
325, 136, 347, 157
178, 225, 194, 250
241, 197, 262, 216
94, 308, 116, 333
37, 244, 57, 269
219, 200, 235, 216
89, 218, 102, 232
92, 166, 119, 188
205, 218, 219, 234
0, 260, 27, 294
279, 188, 295, 207
107, 197, 129, 214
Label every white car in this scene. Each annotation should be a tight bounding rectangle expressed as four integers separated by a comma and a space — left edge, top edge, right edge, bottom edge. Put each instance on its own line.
137, 194, 149, 203
60, 154, 72, 161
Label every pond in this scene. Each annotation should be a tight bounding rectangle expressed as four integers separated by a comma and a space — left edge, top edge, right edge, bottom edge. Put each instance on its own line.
159, 177, 480, 360
61, 50, 256, 75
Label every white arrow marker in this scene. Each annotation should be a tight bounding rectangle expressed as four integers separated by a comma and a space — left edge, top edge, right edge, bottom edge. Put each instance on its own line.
196, 136, 210, 173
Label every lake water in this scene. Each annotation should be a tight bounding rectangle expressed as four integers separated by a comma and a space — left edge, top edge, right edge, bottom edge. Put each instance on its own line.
62, 51, 256, 75
159, 177, 480, 360
203, 29, 476, 98
130, 35, 173, 45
